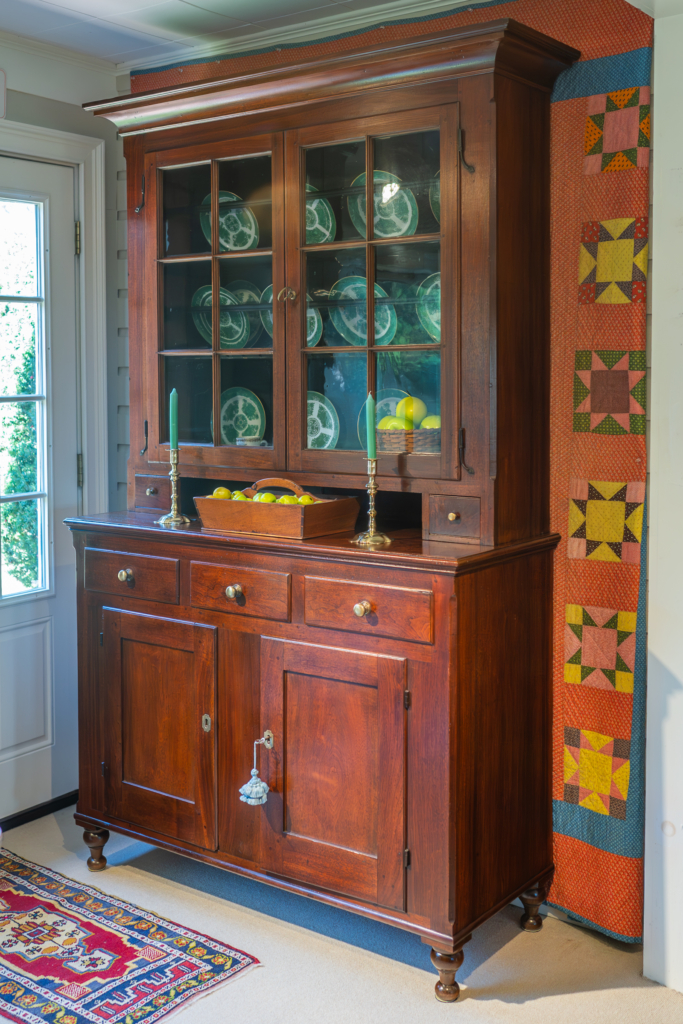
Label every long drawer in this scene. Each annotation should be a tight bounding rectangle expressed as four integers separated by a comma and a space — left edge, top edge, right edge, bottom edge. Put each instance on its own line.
191, 561, 290, 622
84, 548, 179, 604
303, 575, 433, 644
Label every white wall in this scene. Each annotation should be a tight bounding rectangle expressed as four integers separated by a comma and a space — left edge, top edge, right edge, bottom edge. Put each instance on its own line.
644, 11, 683, 993
0, 40, 129, 510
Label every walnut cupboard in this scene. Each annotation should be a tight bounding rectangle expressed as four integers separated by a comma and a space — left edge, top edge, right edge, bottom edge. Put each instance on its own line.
69, 19, 577, 1000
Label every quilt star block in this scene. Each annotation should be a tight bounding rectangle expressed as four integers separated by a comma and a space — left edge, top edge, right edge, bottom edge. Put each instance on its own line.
573, 350, 646, 434
564, 604, 636, 692
578, 218, 648, 304
568, 479, 645, 563
564, 727, 631, 819
584, 87, 650, 174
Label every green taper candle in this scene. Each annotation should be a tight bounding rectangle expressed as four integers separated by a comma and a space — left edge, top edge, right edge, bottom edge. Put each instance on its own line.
169, 388, 178, 449
366, 392, 376, 460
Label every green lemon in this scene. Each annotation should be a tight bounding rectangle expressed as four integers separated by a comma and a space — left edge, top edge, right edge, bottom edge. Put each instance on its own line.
378, 415, 402, 430
421, 415, 441, 429
298, 494, 315, 505
395, 396, 427, 428
212, 486, 231, 499
259, 492, 276, 503
278, 495, 298, 504
231, 490, 248, 500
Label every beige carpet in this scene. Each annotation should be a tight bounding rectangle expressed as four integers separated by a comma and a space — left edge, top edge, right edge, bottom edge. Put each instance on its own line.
2, 806, 681, 1024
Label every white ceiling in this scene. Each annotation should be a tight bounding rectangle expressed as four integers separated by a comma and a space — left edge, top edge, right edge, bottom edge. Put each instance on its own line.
0, 0, 473, 72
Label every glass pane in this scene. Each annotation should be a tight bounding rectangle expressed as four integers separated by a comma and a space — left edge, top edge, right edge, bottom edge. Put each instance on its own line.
0, 303, 37, 395
0, 200, 39, 297
162, 164, 211, 257
306, 351, 366, 450
374, 242, 440, 346
376, 350, 441, 452
1, 498, 42, 595
305, 141, 366, 244
219, 355, 273, 447
372, 130, 440, 238
306, 248, 367, 348
162, 262, 212, 350
0, 401, 38, 496
218, 155, 271, 251
219, 256, 272, 349
162, 356, 212, 443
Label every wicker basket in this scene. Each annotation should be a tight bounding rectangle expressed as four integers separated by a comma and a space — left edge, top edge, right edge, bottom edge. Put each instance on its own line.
376, 427, 441, 454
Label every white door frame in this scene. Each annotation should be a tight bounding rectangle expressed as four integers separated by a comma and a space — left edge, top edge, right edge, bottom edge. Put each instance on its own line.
0, 118, 108, 515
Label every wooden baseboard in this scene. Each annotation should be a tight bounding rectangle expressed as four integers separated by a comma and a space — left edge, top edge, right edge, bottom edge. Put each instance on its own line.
0, 791, 79, 834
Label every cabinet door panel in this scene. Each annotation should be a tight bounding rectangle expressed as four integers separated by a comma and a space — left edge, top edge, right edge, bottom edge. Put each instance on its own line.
260, 638, 406, 910
103, 608, 217, 850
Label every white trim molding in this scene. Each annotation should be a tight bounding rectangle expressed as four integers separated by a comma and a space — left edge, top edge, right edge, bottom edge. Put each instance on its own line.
0, 119, 108, 516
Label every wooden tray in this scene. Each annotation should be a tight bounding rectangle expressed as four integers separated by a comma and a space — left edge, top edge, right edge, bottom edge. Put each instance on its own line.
194, 477, 360, 540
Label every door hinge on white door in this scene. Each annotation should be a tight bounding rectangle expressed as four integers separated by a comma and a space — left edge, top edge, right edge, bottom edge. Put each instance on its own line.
75, 221, 81, 256
77, 453, 83, 489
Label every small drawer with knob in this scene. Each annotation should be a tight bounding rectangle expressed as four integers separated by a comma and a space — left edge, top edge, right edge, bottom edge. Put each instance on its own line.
84, 548, 179, 603
190, 561, 290, 622
303, 576, 433, 644
134, 474, 171, 511
427, 494, 480, 541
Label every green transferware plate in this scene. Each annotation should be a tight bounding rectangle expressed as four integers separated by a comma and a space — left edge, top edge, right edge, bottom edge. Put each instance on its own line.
219, 387, 266, 445
228, 279, 263, 347
306, 294, 323, 347
416, 272, 441, 342
329, 276, 397, 347
200, 190, 259, 251
307, 390, 339, 449
357, 388, 409, 448
429, 171, 440, 224
305, 184, 336, 245
347, 170, 418, 239
259, 283, 274, 338
191, 285, 250, 349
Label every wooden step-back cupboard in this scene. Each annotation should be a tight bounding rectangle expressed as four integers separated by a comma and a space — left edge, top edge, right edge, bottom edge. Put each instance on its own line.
68, 19, 577, 1000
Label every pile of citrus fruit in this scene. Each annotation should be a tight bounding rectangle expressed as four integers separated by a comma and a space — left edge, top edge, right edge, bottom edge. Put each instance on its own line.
211, 486, 317, 505
377, 396, 440, 431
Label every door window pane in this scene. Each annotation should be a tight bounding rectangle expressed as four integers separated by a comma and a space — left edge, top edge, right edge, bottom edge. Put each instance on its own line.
305, 141, 366, 244
218, 155, 271, 251
307, 352, 366, 450
162, 164, 211, 257
306, 248, 367, 347
0, 303, 37, 394
372, 130, 440, 237
0, 200, 39, 296
219, 355, 273, 447
162, 356, 212, 444
1, 498, 42, 596
374, 242, 440, 345
376, 350, 441, 452
162, 262, 212, 350
219, 256, 272, 349
0, 402, 37, 495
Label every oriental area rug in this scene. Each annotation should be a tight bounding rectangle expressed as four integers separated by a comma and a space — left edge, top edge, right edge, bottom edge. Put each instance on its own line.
130, 0, 652, 943
0, 849, 259, 1024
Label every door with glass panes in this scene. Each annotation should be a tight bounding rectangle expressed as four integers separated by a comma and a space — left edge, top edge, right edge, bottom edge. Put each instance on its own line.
142, 134, 285, 470
285, 107, 460, 480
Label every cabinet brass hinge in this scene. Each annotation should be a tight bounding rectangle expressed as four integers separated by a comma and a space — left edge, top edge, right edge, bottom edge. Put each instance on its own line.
99, 632, 103, 646
75, 220, 81, 256
77, 453, 84, 489
404, 689, 411, 710
101, 761, 106, 777
404, 849, 411, 869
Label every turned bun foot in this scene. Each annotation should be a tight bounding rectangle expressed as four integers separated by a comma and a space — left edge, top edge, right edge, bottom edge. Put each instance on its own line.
83, 828, 110, 871
520, 880, 551, 931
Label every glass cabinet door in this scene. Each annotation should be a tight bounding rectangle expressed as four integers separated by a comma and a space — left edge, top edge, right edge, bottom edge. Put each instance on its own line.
150, 136, 284, 466
287, 110, 457, 477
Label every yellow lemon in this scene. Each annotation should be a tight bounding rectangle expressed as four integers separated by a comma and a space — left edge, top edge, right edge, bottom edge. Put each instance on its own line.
395, 396, 427, 427
378, 416, 407, 430
298, 494, 315, 505
420, 415, 441, 429
231, 490, 248, 500
278, 495, 298, 504
212, 486, 231, 499
259, 492, 276, 503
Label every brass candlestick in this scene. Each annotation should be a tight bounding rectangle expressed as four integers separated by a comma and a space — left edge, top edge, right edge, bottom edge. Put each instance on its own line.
156, 448, 190, 527
352, 458, 391, 547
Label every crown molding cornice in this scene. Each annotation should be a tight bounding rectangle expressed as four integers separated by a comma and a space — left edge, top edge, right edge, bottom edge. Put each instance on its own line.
0, 27, 117, 75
